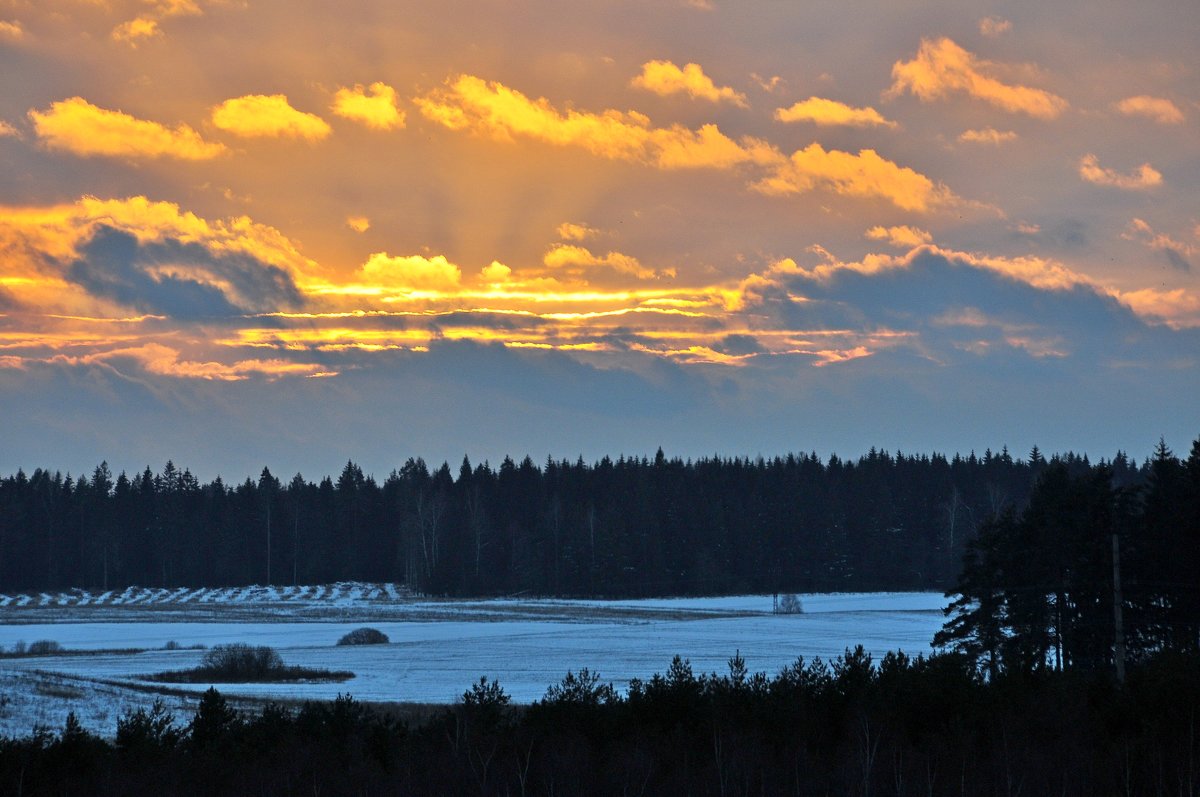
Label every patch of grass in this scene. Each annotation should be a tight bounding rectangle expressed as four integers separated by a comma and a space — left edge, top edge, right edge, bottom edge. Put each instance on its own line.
0, 644, 148, 659
147, 665, 354, 684
34, 680, 86, 700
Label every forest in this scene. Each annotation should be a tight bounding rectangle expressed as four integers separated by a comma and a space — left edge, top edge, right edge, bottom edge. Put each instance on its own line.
2, 437, 1198, 794
0, 439, 1183, 598
3, 645, 1198, 795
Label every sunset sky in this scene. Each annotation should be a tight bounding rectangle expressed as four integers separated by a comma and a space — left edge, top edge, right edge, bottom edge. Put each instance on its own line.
1, 0, 1198, 479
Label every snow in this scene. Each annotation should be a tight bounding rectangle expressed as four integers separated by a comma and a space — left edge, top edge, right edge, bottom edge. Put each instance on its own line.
0, 589, 950, 737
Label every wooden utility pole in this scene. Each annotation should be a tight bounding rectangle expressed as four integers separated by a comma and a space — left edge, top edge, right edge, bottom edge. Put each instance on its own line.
1112, 532, 1126, 685
265, 502, 271, 586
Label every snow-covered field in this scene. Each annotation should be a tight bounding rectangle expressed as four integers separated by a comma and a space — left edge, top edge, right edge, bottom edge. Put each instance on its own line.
0, 586, 949, 737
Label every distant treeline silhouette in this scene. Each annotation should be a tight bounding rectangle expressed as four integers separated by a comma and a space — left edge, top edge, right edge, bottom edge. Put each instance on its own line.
0, 438, 1192, 597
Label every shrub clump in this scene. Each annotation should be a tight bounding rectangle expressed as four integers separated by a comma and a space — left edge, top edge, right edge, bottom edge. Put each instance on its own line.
777, 594, 804, 614
337, 627, 389, 646
27, 640, 63, 655
148, 643, 353, 684
201, 644, 283, 679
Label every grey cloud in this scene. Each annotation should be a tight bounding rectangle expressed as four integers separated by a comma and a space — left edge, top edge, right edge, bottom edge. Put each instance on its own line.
768, 248, 1199, 368
712, 334, 765, 356
66, 226, 304, 321
1162, 247, 1192, 273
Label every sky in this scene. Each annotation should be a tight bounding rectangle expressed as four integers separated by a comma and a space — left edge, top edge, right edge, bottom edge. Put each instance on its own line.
1, 0, 1198, 480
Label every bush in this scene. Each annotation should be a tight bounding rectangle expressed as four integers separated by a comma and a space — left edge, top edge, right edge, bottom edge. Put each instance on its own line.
148, 643, 352, 683
777, 594, 804, 614
337, 627, 389, 646
28, 640, 63, 655
200, 644, 283, 679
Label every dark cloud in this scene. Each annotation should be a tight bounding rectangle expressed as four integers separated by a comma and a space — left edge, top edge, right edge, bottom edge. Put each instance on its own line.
66, 226, 304, 320
712, 334, 764, 356
1162, 247, 1192, 273
765, 248, 1199, 368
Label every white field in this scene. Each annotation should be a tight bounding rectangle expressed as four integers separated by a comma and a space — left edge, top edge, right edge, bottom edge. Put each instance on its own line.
0, 587, 949, 737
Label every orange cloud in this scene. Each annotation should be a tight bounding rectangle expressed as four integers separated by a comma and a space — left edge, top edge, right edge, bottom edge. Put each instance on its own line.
1114, 95, 1184, 125
111, 17, 160, 44
888, 37, 1067, 119
346, 215, 371, 233
631, 60, 747, 107
0, 120, 18, 138
752, 142, 956, 212
331, 82, 406, 130
978, 16, 1011, 37
359, 253, 462, 291
1, 20, 25, 39
28, 98, 226, 160
62, 343, 333, 381
557, 222, 598, 241
1118, 289, 1200, 328
1078, 154, 1161, 190
775, 97, 897, 129
415, 74, 778, 170
211, 95, 331, 141
865, 225, 932, 247
543, 244, 662, 280
751, 73, 783, 93
1123, 218, 1195, 265
958, 127, 1017, 145
0, 196, 318, 302
111, 0, 202, 45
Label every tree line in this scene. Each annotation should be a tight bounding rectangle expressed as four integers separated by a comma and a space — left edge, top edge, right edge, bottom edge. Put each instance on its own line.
936, 438, 1200, 679
0, 439, 1185, 597
3, 647, 1198, 795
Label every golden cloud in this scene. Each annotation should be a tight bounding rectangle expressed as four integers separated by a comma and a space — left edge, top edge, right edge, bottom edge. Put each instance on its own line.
543, 244, 662, 280
958, 127, 1017, 145
359, 252, 462, 291
211, 95, 331, 141
557, 222, 598, 241
415, 74, 779, 170
1078, 154, 1161, 190
752, 142, 956, 212
480, 261, 512, 282
0, 20, 25, 39
0, 120, 18, 138
865, 225, 932, 248
775, 97, 897, 129
28, 98, 226, 160
631, 60, 748, 107
331, 82, 406, 130
1114, 95, 1184, 125
888, 37, 1067, 119
346, 216, 371, 233
111, 17, 160, 44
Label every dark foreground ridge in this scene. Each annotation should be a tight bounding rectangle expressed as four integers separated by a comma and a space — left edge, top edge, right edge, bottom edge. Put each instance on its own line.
4, 648, 1198, 796
2, 436, 1195, 597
